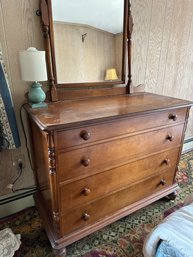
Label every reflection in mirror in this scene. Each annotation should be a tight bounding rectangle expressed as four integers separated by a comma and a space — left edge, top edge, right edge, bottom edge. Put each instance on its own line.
51, 0, 124, 84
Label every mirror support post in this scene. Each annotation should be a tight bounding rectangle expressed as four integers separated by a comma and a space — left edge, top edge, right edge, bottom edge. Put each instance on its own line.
127, 0, 133, 93
39, 0, 58, 101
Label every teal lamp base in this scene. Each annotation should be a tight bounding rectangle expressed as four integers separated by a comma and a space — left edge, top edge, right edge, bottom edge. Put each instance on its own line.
30, 102, 48, 108
28, 82, 48, 108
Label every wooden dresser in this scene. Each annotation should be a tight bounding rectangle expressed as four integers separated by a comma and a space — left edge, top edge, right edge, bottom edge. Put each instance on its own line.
26, 92, 192, 256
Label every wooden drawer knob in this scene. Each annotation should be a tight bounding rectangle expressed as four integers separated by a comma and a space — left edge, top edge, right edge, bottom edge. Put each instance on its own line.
169, 114, 178, 121
166, 135, 174, 141
80, 130, 91, 141
81, 157, 90, 167
160, 178, 166, 186
82, 187, 91, 196
82, 212, 90, 221
163, 158, 170, 165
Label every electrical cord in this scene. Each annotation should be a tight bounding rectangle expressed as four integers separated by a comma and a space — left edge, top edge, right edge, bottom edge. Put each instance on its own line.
11, 162, 23, 192
12, 186, 37, 192
19, 103, 35, 171
11, 162, 37, 192
7, 104, 37, 193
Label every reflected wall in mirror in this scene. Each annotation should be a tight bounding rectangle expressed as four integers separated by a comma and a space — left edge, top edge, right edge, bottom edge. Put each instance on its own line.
51, 0, 124, 84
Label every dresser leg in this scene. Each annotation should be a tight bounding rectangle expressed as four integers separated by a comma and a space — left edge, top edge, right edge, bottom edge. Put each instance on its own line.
167, 191, 177, 200
163, 191, 177, 201
53, 247, 66, 257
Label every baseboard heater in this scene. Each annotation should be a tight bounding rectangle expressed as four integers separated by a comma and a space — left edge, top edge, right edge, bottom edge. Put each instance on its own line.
182, 137, 193, 153
0, 187, 37, 205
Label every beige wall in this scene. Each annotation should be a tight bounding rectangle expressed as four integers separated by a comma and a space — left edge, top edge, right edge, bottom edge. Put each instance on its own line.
131, 0, 193, 138
115, 33, 123, 79
0, 0, 193, 198
54, 22, 121, 83
0, 0, 44, 197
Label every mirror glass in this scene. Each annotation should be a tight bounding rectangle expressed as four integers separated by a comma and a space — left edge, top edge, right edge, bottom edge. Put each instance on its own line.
51, 0, 124, 84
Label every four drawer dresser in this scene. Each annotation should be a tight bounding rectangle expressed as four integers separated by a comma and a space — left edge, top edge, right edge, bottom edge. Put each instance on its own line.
26, 92, 192, 256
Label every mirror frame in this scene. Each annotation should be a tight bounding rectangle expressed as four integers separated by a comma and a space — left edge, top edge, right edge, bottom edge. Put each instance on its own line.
39, 0, 132, 101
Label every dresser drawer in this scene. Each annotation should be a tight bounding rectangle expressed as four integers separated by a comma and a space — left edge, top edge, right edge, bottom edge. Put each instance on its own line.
59, 148, 179, 211
58, 124, 184, 181
61, 169, 175, 235
56, 108, 187, 149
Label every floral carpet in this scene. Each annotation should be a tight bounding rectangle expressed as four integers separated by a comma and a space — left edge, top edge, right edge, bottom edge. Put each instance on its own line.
0, 151, 193, 257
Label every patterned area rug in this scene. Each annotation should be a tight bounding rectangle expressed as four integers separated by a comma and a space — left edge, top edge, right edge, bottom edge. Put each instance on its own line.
0, 151, 193, 257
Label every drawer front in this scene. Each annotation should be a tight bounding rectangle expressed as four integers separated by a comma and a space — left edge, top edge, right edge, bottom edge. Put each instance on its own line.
58, 124, 184, 181
61, 169, 175, 235
56, 108, 187, 149
59, 148, 179, 211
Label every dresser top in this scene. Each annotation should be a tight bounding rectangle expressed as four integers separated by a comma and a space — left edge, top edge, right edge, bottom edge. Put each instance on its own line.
25, 93, 193, 130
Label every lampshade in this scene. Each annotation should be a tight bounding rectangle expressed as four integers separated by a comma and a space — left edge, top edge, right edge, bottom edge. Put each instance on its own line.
19, 47, 47, 82
105, 68, 119, 81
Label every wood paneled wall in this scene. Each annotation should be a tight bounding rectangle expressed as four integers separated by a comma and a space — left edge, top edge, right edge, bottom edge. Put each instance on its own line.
0, 0, 44, 197
115, 34, 123, 79
0, 0, 193, 198
131, 0, 193, 138
53, 22, 122, 82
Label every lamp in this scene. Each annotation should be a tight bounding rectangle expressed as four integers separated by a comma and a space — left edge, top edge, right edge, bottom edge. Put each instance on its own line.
105, 68, 119, 81
19, 47, 48, 108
